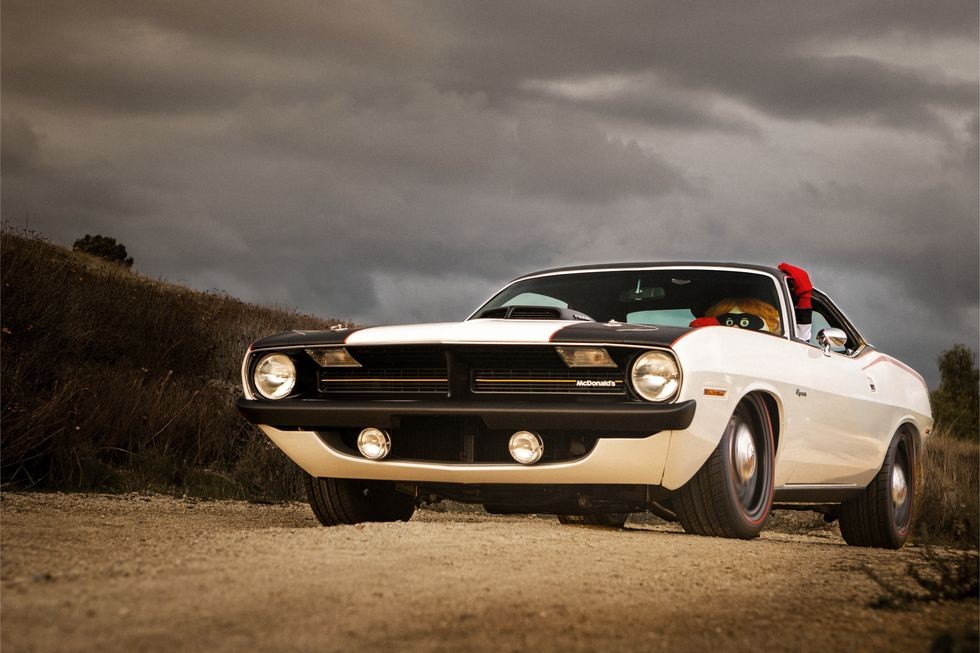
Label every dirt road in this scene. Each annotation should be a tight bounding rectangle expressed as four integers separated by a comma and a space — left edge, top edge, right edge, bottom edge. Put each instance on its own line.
1, 493, 976, 652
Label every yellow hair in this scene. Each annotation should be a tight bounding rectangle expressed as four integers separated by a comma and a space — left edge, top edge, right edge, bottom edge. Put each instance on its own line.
705, 297, 781, 334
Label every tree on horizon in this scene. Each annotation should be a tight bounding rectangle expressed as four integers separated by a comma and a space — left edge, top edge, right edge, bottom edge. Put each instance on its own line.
72, 234, 134, 268
930, 345, 979, 440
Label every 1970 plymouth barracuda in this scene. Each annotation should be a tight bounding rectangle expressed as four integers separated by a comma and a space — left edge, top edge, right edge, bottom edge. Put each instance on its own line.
237, 262, 932, 547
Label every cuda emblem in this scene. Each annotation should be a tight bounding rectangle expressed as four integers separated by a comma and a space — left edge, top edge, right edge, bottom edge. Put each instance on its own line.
796, 389, 807, 397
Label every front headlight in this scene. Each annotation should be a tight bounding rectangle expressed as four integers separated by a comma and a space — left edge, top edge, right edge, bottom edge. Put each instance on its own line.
253, 353, 297, 399
630, 351, 679, 402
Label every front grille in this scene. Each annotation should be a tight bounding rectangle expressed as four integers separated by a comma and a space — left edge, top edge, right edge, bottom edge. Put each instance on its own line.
316, 345, 449, 396
342, 346, 446, 369
471, 369, 625, 394
318, 368, 448, 394
458, 346, 564, 369
315, 344, 632, 399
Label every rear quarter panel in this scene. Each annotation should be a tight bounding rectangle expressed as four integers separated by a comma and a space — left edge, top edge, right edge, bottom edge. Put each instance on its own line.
858, 351, 933, 448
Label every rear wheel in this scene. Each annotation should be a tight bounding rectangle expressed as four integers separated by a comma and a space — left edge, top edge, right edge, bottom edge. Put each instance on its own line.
673, 395, 775, 539
305, 475, 416, 526
557, 513, 629, 528
838, 428, 915, 549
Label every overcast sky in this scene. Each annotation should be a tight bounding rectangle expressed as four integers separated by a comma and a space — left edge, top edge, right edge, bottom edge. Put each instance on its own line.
2, 1, 977, 386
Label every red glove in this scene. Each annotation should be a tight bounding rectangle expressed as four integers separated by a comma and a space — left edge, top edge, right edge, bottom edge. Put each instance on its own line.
689, 317, 720, 328
778, 262, 812, 309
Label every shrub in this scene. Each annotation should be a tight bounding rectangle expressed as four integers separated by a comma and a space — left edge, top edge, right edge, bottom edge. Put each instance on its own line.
72, 233, 135, 268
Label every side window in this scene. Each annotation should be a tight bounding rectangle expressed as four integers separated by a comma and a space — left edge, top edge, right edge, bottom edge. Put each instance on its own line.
809, 300, 857, 354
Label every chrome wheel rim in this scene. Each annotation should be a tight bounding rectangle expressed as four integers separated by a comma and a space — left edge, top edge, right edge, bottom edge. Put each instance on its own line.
727, 400, 772, 522
891, 464, 908, 507
891, 438, 913, 532
733, 423, 757, 483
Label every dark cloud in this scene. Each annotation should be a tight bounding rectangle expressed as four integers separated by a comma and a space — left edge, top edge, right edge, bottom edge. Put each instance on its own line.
1, 1, 976, 386
432, 1, 977, 128
701, 55, 975, 128
0, 115, 40, 174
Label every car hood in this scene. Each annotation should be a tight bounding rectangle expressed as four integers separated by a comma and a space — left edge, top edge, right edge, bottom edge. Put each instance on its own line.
250, 319, 690, 350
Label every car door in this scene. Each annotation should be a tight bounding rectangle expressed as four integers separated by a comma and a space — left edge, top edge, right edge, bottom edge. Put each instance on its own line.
785, 293, 889, 485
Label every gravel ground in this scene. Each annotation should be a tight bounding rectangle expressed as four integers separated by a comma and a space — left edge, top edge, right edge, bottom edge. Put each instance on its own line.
1, 492, 977, 652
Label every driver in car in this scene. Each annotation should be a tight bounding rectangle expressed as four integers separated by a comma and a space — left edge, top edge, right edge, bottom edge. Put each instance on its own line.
689, 262, 812, 340
692, 297, 781, 333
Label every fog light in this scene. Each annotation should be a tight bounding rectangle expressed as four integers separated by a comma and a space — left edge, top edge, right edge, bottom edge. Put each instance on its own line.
508, 431, 543, 465
357, 428, 391, 460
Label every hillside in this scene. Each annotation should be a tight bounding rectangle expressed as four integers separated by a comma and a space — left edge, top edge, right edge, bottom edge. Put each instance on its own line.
0, 231, 342, 499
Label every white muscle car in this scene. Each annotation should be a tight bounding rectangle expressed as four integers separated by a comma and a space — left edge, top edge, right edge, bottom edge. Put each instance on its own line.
237, 263, 932, 548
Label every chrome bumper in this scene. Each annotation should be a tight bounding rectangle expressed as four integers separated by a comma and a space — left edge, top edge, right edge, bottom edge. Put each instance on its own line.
258, 425, 674, 486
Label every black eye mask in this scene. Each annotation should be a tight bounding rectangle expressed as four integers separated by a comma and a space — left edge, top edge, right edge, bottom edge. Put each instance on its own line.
716, 313, 765, 331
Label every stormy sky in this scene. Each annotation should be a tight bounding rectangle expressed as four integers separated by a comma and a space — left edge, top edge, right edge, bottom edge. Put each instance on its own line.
2, 1, 977, 386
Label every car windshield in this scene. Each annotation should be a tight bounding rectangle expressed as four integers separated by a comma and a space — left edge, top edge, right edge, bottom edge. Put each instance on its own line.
473, 268, 785, 335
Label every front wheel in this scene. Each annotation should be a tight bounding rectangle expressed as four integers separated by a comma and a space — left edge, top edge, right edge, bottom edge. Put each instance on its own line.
838, 428, 915, 549
672, 395, 775, 539
305, 475, 416, 526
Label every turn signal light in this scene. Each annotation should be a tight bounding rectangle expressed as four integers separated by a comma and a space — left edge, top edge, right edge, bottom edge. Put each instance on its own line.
555, 346, 617, 368
306, 347, 361, 367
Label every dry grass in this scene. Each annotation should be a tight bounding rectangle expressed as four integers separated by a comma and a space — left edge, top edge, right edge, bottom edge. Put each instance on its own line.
915, 428, 979, 547
1, 230, 344, 500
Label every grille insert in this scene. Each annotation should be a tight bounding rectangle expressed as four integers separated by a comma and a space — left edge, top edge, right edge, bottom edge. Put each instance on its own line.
318, 368, 448, 394
471, 369, 625, 394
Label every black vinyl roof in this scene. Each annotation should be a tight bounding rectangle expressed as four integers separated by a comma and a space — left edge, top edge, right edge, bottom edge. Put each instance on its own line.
513, 262, 785, 282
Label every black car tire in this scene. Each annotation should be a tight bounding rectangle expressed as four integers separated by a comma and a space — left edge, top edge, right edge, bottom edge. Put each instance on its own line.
673, 395, 775, 539
305, 475, 416, 526
838, 428, 915, 549
557, 513, 629, 528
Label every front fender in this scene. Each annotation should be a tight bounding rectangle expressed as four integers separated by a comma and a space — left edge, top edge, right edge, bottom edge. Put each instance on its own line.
660, 376, 788, 490
661, 328, 799, 489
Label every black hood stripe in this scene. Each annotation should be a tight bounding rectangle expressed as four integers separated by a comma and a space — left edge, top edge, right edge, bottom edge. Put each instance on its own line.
548, 322, 690, 348
250, 326, 367, 351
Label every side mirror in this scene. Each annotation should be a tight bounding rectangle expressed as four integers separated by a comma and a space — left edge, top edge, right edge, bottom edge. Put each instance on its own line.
817, 328, 848, 356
